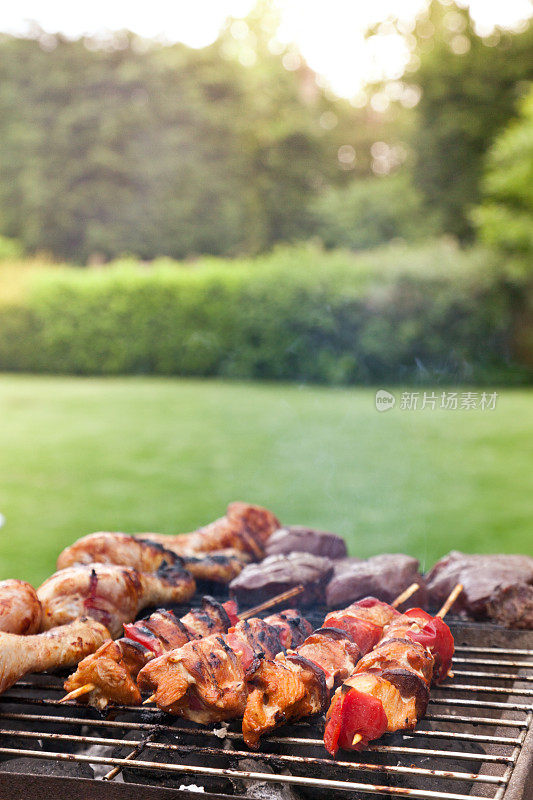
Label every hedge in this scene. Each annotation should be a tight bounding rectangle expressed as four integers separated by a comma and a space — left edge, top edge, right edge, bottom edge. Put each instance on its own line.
0, 242, 529, 384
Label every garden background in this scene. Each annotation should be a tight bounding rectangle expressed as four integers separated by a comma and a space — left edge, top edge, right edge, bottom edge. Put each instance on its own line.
0, 0, 532, 582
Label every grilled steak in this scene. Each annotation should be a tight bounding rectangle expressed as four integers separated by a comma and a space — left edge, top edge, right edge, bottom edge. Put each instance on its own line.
425, 551, 533, 621
230, 552, 333, 606
265, 526, 347, 560
326, 554, 427, 609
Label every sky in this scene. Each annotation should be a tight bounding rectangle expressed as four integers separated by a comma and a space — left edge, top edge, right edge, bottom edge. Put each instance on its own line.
0, 0, 531, 98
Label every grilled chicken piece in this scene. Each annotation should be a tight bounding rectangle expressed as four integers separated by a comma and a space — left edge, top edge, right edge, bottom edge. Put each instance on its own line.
63, 638, 152, 708
124, 597, 238, 655
137, 611, 311, 724
0, 617, 110, 695
38, 563, 195, 638
57, 533, 181, 573
63, 596, 239, 709
180, 550, 251, 583
139, 502, 280, 560
0, 579, 42, 635
243, 654, 328, 748
58, 531, 250, 585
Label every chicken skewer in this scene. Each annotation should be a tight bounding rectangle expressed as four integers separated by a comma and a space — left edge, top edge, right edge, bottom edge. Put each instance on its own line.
38, 561, 196, 638
0, 617, 110, 695
60, 585, 304, 707
323, 584, 461, 755
241, 584, 420, 748
137, 608, 312, 723
57, 532, 251, 585
0, 580, 42, 635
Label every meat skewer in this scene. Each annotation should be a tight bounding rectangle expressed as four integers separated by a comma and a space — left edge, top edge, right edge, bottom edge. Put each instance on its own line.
0, 579, 42, 635
57, 532, 251, 585
0, 617, 110, 695
323, 584, 460, 755
139, 585, 418, 730
38, 562, 196, 638
60, 585, 304, 707
241, 584, 420, 748
137, 608, 312, 723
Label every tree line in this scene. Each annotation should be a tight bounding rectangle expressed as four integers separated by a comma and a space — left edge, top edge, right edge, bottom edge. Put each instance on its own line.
0, 1, 531, 263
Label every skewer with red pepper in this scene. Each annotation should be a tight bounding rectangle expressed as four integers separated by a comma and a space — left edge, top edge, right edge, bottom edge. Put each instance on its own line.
323, 586, 460, 756
241, 590, 418, 749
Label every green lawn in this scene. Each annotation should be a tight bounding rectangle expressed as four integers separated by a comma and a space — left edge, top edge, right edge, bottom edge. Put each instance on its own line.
0, 375, 531, 587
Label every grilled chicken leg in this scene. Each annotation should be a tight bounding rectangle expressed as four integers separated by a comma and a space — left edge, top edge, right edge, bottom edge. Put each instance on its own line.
137, 502, 280, 560
57, 531, 250, 584
0, 617, 110, 695
0, 579, 42, 635
38, 563, 195, 638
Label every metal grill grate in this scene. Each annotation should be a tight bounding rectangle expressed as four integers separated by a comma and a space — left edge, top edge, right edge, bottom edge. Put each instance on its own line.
0, 624, 532, 800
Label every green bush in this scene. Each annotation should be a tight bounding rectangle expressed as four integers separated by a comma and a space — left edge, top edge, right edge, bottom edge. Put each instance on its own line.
0, 242, 528, 384
313, 173, 440, 251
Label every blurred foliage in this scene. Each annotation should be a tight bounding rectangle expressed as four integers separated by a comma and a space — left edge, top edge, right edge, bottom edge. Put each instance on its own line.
0, 235, 24, 261
0, 10, 369, 263
408, 1, 533, 240
312, 172, 439, 250
0, 1, 531, 261
473, 86, 533, 260
0, 242, 527, 384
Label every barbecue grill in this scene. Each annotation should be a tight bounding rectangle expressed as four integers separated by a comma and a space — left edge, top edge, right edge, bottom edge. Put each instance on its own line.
0, 613, 532, 800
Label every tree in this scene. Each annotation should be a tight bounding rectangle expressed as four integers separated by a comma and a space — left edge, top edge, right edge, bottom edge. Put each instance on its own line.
473, 86, 533, 259
409, 1, 533, 240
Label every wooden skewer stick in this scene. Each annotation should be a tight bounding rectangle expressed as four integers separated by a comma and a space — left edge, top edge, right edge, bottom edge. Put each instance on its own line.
391, 582, 419, 609
142, 693, 156, 705
437, 583, 463, 619
60, 585, 306, 705
59, 682, 95, 703
238, 584, 304, 621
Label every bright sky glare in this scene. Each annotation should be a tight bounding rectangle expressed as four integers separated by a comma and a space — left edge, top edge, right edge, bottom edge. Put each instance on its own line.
1, 0, 531, 97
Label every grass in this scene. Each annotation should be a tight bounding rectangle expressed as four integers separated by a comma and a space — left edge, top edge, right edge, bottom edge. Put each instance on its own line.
0, 374, 531, 587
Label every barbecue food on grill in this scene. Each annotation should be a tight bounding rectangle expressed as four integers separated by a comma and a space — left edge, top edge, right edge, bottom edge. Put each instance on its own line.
137, 610, 312, 723
241, 597, 399, 748
136, 502, 280, 560
326, 554, 427, 609
63, 596, 238, 708
0, 617, 110, 695
265, 527, 347, 560
37, 562, 195, 638
230, 553, 333, 607
57, 531, 249, 584
0, 580, 42, 635
426, 551, 533, 624
323, 607, 454, 755
486, 583, 533, 629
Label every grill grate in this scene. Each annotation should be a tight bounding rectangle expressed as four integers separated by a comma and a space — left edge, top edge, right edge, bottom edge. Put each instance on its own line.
0, 623, 532, 800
